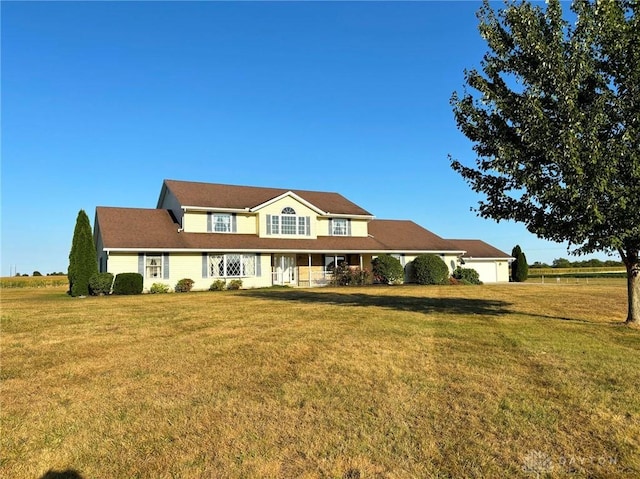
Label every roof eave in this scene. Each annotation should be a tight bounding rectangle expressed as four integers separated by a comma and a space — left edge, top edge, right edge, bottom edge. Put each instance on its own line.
182, 206, 251, 213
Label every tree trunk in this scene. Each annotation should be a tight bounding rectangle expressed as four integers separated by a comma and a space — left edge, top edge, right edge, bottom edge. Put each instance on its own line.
624, 249, 640, 327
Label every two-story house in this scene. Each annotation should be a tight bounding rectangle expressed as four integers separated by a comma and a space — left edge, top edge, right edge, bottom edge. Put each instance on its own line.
94, 179, 512, 290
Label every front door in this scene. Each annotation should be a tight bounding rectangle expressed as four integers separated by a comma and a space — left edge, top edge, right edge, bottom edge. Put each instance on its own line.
275, 255, 297, 285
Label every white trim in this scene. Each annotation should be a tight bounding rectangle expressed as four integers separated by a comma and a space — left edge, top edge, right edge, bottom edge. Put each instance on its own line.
104, 248, 467, 254
182, 206, 249, 213
250, 191, 327, 215
462, 257, 515, 262
321, 213, 375, 219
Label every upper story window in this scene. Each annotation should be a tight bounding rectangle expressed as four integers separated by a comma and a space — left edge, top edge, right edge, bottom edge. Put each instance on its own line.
213, 214, 231, 232
331, 218, 350, 236
267, 207, 310, 236
281, 207, 297, 235
208, 212, 236, 233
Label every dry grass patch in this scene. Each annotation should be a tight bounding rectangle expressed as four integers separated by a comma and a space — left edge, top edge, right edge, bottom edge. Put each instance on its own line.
1, 282, 638, 478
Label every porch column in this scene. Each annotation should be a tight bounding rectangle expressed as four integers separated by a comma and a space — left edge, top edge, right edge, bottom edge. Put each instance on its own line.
359, 254, 363, 269
308, 254, 312, 286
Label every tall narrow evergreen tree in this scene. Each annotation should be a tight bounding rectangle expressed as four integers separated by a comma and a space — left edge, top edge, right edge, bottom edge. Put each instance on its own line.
515, 250, 529, 282
68, 209, 98, 297
511, 245, 522, 282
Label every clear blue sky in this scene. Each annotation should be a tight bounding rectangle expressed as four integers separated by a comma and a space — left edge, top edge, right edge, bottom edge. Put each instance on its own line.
1, 1, 614, 276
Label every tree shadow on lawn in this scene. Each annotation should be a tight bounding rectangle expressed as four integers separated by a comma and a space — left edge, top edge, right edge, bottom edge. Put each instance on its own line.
245, 288, 511, 318
39, 470, 84, 479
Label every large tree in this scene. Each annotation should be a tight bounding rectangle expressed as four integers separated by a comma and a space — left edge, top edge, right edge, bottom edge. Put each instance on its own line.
68, 209, 98, 297
450, 0, 639, 325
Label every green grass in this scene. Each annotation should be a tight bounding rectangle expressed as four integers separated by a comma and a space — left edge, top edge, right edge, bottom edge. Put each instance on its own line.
1, 281, 638, 478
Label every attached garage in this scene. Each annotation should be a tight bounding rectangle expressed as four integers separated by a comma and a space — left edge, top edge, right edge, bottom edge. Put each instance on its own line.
449, 239, 513, 283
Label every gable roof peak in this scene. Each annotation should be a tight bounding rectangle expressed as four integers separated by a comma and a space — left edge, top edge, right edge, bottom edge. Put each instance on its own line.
159, 179, 373, 216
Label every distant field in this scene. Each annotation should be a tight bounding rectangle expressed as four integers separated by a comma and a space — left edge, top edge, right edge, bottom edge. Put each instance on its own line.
0, 275, 67, 289
1, 281, 638, 478
528, 267, 627, 279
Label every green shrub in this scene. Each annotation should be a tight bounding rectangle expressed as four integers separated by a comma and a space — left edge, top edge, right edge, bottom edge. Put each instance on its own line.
331, 266, 371, 286
227, 279, 243, 290
412, 254, 449, 285
349, 267, 371, 286
209, 279, 226, 291
372, 255, 404, 285
330, 262, 353, 286
175, 278, 195, 293
89, 272, 114, 295
452, 267, 482, 285
112, 273, 143, 295
150, 282, 170, 294
33, 271, 43, 277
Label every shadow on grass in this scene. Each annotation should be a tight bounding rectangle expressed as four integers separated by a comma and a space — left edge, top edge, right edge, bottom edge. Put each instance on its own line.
39, 470, 84, 479
245, 288, 511, 318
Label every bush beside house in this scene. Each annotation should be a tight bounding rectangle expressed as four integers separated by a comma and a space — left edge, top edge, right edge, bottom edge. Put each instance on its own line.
372, 255, 404, 285
452, 267, 482, 285
89, 273, 114, 295
413, 254, 449, 285
113, 273, 144, 295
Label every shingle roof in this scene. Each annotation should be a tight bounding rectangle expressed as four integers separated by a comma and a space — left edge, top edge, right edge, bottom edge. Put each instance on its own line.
368, 220, 464, 252
160, 179, 373, 216
95, 208, 465, 253
96, 207, 182, 249
448, 239, 512, 259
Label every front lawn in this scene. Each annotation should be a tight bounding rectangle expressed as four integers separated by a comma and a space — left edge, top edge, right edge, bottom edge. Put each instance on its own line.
1, 281, 638, 478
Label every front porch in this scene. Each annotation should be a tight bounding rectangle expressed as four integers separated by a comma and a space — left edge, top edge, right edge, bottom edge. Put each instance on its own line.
270, 253, 371, 287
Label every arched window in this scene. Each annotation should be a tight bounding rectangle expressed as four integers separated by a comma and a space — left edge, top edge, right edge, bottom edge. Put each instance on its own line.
266, 207, 310, 236
281, 207, 297, 234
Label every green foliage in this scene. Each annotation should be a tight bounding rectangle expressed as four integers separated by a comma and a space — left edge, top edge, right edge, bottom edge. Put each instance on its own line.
112, 273, 143, 295
453, 267, 482, 285
515, 251, 529, 282
175, 278, 195, 293
209, 279, 227, 291
412, 254, 450, 285
32, 271, 42, 277
68, 210, 99, 297
552, 258, 572, 268
227, 279, 243, 290
330, 264, 371, 286
511, 245, 528, 282
88, 272, 114, 295
372, 255, 404, 285
150, 282, 170, 294
449, 0, 640, 323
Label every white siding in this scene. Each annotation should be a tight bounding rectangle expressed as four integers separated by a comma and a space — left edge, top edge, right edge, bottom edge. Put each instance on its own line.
257, 196, 319, 239
183, 211, 258, 234
316, 217, 369, 237
107, 253, 138, 277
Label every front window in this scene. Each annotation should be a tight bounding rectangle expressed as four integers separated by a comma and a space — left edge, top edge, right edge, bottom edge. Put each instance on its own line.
325, 255, 346, 272
267, 207, 310, 236
146, 255, 162, 278
209, 254, 256, 277
332, 218, 348, 236
213, 214, 231, 232
298, 216, 307, 235
281, 208, 297, 235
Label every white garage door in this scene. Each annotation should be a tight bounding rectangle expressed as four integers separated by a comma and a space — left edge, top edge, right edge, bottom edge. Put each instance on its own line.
464, 261, 497, 283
